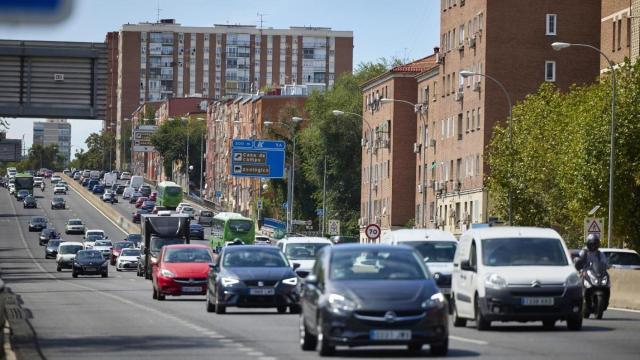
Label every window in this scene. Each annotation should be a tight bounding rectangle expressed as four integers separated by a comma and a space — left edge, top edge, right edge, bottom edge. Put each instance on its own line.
466, 111, 470, 131
627, 17, 631, 48
612, 20, 616, 52
546, 14, 557, 35
617, 19, 622, 50
457, 114, 463, 140
545, 61, 556, 82
475, 154, 480, 175
477, 107, 481, 129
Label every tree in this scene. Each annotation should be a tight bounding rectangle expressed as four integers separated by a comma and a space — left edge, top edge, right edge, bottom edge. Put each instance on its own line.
68, 131, 116, 170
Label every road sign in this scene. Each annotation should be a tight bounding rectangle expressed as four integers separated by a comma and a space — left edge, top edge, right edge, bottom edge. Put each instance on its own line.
584, 217, 604, 241
328, 220, 340, 236
132, 125, 158, 152
305, 220, 313, 226
257, 199, 262, 210
215, 191, 222, 199
231, 139, 285, 178
365, 223, 381, 240
316, 208, 324, 216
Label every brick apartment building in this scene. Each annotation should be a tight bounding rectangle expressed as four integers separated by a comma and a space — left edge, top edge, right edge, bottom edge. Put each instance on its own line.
601, 0, 638, 69
205, 88, 308, 216
105, 19, 353, 170
411, 0, 601, 235
360, 56, 437, 239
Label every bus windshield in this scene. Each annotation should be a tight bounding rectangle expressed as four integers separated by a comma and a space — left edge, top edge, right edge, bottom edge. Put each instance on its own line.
164, 186, 182, 196
228, 220, 252, 233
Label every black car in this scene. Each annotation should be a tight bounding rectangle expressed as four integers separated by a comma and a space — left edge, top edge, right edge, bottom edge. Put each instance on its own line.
124, 233, 142, 247
39, 228, 59, 246
141, 200, 156, 211
115, 185, 126, 195
28, 216, 48, 232
72, 250, 109, 278
189, 223, 205, 240
299, 244, 449, 356
45, 239, 63, 259
51, 197, 66, 210
139, 185, 152, 197
82, 178, 90, 187
16, 189, 30, 201
206, 245, 300, 315
23, 195, 37, 208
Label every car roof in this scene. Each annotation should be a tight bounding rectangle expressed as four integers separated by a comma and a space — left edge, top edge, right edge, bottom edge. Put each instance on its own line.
67, 218, 82, 222
600, 248, 639, 254
224, 245, 280, 252
86, 229, 104, 233
328, 243, 414, 252
278, 237, 332, 244
163, 244, 210, 250
461, 226, 562, 241
59, 241, 84, 246
382, 229, 457, 242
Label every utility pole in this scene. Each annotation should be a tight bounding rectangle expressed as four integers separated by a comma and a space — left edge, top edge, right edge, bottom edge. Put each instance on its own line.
322, 156, 327, 236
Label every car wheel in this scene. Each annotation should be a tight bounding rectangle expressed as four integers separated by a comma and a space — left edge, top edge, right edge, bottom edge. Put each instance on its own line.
157, 292, 165, 301
215, 293, 226, 314
277, 306, 287, 314
72, 271, 78, 278
152, 287, 158, 299
542, 319, 556, 329
475, 296, 490, 331
290, 304, 302, 314
430, 338, 449, 356
567, 315, 583, 331
116, 267, 121, 272
299, 315, 317, 351
316, 316, 335, 356
452, 298, 467, 327
102, 272, 108, 278
56, 264, 61, 272
407, 343, 422, 353
206, 289, 216, 313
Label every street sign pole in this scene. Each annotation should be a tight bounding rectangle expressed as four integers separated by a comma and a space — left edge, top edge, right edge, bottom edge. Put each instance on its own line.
322, 156, 327, 235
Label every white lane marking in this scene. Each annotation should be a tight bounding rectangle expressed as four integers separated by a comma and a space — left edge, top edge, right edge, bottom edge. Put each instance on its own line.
609, 307, 640, 314
236, 347, 254, 352
218, 339, 233, 343
209, 334, 225, 339
257, 357, 277, 360
449, 335, 489, 345
248, 352, 264, 357
69, 186, 128, 235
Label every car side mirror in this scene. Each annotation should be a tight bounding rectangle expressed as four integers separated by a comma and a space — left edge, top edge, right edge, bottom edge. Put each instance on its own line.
292, 262, 301, 270
208, 263, 218, 271
460, 260, 476, 272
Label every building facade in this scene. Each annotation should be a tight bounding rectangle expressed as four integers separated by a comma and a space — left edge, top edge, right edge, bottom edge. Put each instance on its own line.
32, 119, 71, 164
0, 138, 22, 162
416, 0, 601, 235
107, 19, 353, 169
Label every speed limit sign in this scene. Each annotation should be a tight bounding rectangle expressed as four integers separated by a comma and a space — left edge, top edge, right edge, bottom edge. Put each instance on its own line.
365, 223, 381, 240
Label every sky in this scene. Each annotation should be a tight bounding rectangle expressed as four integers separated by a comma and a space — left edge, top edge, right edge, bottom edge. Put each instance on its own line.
0, 0, 440, 156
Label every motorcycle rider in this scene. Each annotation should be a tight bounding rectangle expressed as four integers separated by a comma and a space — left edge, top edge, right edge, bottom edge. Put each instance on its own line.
40, 182, 45, 191
577, 233, 608, 271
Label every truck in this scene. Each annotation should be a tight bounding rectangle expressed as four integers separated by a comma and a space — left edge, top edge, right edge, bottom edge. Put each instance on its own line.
103, 172, 117, 187
138, 214, 191, 280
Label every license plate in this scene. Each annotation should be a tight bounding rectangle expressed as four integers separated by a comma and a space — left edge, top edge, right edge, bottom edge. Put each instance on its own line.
84, 267, 96, 272
182, 286, 202, 293
249, 288, 275, 296
370, 330, 412, 341
522, 297, 554, 306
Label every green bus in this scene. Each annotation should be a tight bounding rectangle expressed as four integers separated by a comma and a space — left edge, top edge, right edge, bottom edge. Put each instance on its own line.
209, 212, 255, 251
14, 173, 34, 194
156, 181, 183, 210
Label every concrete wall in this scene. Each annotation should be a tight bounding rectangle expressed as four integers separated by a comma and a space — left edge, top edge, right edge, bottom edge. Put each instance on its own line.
609, 269, 640, 310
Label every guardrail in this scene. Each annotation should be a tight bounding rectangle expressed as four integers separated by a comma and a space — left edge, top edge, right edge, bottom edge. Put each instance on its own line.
61, 174, 140, 234
609, 269, 640, 310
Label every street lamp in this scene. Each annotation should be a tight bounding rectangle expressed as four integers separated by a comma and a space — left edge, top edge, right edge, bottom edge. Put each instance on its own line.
460, 70, 514, 226
552, 41, 616, 247
264, 117, 304, 233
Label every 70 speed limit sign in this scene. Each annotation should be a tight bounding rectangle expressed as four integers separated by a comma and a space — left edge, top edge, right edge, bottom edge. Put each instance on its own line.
365, 224, 381, 240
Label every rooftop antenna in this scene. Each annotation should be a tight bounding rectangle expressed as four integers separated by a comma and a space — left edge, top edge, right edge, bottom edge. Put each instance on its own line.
257, 12, 269, 38
155, 0, 162, 23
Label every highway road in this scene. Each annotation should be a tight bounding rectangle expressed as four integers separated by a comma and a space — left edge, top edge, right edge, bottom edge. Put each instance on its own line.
1, 182, 640, 359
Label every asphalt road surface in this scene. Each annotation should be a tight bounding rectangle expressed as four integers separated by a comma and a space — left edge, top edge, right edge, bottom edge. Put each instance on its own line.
1, 182, 639, 359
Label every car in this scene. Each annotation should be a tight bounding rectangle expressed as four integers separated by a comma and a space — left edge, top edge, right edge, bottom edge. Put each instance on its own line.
254, 235, 271, 245
45, 239, 63, 259
175, 202, 191, 213
600, 248, 640, 270
65, 219, 85, 234
39, 228, 59, 246
115, 185, 126, 195
92, 185, 105, 194
122, 186, 135, 199
102, 190, 118, 202
29, 216, 48, 232
56, 242, 85, 271
82, 178, 91, 187
93, 239, 113, 259
53, 184, 67, 194
73, 172, 81, 180
152, 205, 167, 214
124, 233, 142, 248
110, 241, 135, 265
298, 244, 449, 356
8, 183, 15, 194
148, 191, 158, 201
157, 210, 172, 216
23, 195, 37, 208
129, 191, 143, 204
83, 229, 106, 248
51, 197, 66, 210
87, 179, 99, 190
141, 200, 156, 211
116, 248, 141, 271
451, 227, 583, 331
329, 236, 359, 245
198, 210, 214, 226
72, 249, 109, 278
139, 185, 152, 197
33, 176, 43, 186
189, 223, 205, 240
152, 244, 214, 301
135, 196, 148, 208
51, 175, 61, 183
276, 237, 332, 277
16, 189, 30, 201
179, 206, 195, 219
132, 208, 150, 223
58, 181, 69, 190
206, 245, 300, 314
120, 172, 131, 180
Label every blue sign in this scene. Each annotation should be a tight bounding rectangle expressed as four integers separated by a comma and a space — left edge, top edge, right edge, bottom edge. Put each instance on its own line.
215, 191, 222, 199
316, 209, 324, 216
231, 139, 286, 178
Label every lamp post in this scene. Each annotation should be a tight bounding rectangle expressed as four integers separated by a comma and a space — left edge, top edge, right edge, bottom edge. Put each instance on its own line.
264, 117, 304, 234
552, 42, 616, 247
460, 70, 513, 226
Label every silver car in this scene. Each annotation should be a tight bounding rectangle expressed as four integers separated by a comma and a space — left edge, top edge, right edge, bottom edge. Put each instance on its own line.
65, 219, 86, 234
198, 210, 214, 226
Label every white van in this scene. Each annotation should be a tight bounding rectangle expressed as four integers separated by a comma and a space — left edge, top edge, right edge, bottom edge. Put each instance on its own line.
381, 229, 457, 297
276, 237, 332, 276
451, 227, 582, 331
129, 175, 143, 190
56, 241, 85, 271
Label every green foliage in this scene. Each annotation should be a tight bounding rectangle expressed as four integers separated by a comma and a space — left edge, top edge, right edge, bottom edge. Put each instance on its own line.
70, 132, 116, 170
487, 59, 640, 250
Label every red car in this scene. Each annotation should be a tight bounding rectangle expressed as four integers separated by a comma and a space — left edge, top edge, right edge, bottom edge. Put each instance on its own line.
110, 241, 135, 265
149, 191, 158, 201
135, 196, 148, 208
152, 244, 214, 301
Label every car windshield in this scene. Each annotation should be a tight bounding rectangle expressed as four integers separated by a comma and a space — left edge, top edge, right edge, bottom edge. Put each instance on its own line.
223, 249, 288, 268
127, 234, 142, 242
69, 220, 82, 225
48, 240, 62, 248
398, 241, 457, 263
482, 237, 568, 266
53, 197, 64, 202
150, 238, 185, 252
228, 220, 252, 233
330, 249, 428, 281
85, 235, 103, 242
115, 242, 134, 250
201, 211, 213, 217
94, 240, 112, 247
285, 243, 329, 260
163, 247, 212, 263
606, 252, 640, 266
59, 245, 84, 254
86, 232, 104, 238
121, 249, 140, 256
32, 217, 46, 224
77, 251, 103, 260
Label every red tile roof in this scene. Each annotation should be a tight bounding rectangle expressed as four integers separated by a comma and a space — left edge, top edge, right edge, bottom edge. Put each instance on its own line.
391, 54, 438, 73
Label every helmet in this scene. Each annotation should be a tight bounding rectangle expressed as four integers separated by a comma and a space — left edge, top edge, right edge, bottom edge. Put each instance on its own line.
586, 233, 600, 251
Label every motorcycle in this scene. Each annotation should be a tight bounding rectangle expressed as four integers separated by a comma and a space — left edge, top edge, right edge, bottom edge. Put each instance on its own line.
582, 260, 610, 319
40, 183, 45, 191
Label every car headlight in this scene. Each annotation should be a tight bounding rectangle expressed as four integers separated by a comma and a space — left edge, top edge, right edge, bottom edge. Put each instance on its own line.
101, 262, 108, 268
601, 275, 609, 286
160, 268, 175, 277
565, 273, 581, 287
328, 293, 356, 314
484, 273, 508, 290
282, 277, 298, 286
221, 277, 240, 287
422, 292, 446, 309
